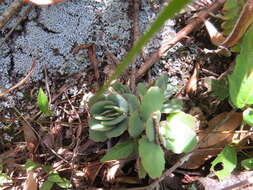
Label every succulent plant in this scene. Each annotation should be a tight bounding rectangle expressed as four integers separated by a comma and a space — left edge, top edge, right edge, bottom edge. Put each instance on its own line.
89, 83, 141, 142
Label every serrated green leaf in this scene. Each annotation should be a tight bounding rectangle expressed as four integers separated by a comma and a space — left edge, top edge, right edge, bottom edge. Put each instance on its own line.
139, 136, 165, 178
89, 129, 107, 142
228, 24, 253, 108
37, 88, 50, 114
128, 111, 145, 138
243, 108, 253, 127
101, 140, 134, 161
155, 74, 168, 92
105, 119, 128, 138
40, 180, 54, 190
24, 159, 40, 171
160, 112, 197, 154
241, 158, 253, 170
122, 94, 140, 112
210, 145, 237, 180
161, 99, 183, 113
140, 87, 165, 120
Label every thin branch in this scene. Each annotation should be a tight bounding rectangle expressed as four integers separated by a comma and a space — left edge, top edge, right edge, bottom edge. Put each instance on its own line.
0, 0, 24, 30
136, 0, 227, 80
0, 61, 36, 97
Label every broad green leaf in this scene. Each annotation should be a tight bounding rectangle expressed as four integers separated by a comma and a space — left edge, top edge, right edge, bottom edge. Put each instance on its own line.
97, 0, 192, 96
161, 99, 183, 114
241, 158, 253, 170
210, 145, 237, 180
212, 78, 229, 100
140, 87, 164, 120
101, 140, 134, 161
138, 159, 147, 179
105, 119, 128, 138
37, 88, 50, 114
139, 136, 165, 178
243, 108, 253, 127
101, 114, 127, 126
228, 24, 253, 108
146, 111, 161, 142
88, 94, 106, 107
89, 119, 115, 132
89, 129, 107, 142
155, 74, 168, 92
40, 180, 54, 190
122, 94, 140, 112
107, 94, 128, 113
110, 83, 131, 94
136, 83, 147, 98
90, 101, 114, 115
128, 111, 145, 138
160, 112, 197, 154
47, 173, 65, 183
24, 159, 40, 171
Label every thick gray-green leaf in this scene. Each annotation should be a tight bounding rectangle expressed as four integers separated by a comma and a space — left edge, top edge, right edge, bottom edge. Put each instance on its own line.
139, 136, 165, 178
243, 108, 253, 127
155, 74, 168, 92
122, 94, 140, 112
160, 112, 197, 154
140, 87, 165, 120
89, 119, 115, 132
161, 99, 183, 114
101, 114, 127, 126
228, 25, 253, 108
90, 101, 114, 115
110, 82, 131, 94
107, 94, 129, 113
101, 140, 134, 161
136, 83, 147, 98
105, 119, 128, 138
128, 111, 145, 138
89, 129, 107, 142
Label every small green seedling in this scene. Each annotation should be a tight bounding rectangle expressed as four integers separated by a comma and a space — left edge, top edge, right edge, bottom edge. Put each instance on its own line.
37, 88, 54, 116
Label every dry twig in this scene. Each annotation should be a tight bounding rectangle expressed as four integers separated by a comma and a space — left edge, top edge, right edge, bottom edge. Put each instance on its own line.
136, 0, 227, 80
0, 61, 36, 98
0, 0, 24, 29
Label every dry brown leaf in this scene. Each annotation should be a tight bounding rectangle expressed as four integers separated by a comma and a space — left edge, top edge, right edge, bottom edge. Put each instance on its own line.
183, 112, 242, 169
83, 162, 105, 185
185, 62, 200, 95
22, 121, 39, 159
23, 170, 38, 190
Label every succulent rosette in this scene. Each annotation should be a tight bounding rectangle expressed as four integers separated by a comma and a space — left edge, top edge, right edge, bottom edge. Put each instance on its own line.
88, 82, 141, 142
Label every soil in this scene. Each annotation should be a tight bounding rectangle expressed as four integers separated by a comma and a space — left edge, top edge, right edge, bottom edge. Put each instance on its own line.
0, 0, 252, 190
